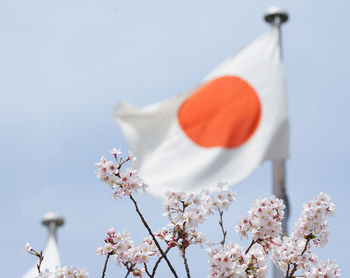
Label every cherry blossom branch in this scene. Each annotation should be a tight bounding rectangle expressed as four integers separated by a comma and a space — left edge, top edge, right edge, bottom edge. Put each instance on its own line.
180, 223, 191, 278
101, 253, 110, 278
181, 246, 191, 278
218, 208, 227, 247
129, 195, 179, 278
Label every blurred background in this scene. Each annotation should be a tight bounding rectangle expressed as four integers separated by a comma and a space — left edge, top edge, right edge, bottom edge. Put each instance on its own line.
1, 0, 349, 277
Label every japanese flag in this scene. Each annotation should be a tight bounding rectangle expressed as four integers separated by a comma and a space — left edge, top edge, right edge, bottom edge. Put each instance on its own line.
116, 28, 289, 196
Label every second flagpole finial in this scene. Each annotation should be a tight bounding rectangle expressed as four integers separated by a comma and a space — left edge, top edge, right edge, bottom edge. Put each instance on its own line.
42, 212, 64, 240
264, 7, 289, 25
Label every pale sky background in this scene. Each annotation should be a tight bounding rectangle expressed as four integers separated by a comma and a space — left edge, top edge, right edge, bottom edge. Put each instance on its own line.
1, 0, 349, 277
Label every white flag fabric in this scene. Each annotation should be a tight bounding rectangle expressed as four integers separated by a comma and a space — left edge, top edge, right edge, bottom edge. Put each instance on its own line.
22, 234, 61, 278
116, 28, 289, 197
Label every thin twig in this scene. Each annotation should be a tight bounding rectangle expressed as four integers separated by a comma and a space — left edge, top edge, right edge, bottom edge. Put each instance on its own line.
300, 237, 311, 257
151, 246, 172, 277
144, 263, 151, 277
180, 222, 191, 278
286, 235, 311, 278
181, 247, 191, 278
124, 268, 132, 278
129, 195, 178, 278
101, 253, 110, 278
285, 263, 290, 278
218, 208, 227, 246
245, 239, 256, 255
36, 250, 44, 274
288, 263, 298, 278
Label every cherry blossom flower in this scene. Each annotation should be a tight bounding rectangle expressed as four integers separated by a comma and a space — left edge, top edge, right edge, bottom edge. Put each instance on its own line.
110, 148, 122, 157
24, 242, 32, 254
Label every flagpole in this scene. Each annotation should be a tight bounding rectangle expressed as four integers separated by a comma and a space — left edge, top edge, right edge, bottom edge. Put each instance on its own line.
264, 7, 289, 278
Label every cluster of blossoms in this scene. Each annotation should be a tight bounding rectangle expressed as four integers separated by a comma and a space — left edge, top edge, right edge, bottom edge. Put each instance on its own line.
206, 195, 283, 278
270, 193, 340, 277
36, 266, 89, 278
271, 236, 340, 277
96, 228, 159, 276
93, 152, 340, 278
235, 195, 285, 254
204, 193, 340, 278
292, 192, 335, 247
95, 148, 147, 198
24, 149, 341, 278
304, 259, 341, 278
207, 242, 268, 278
270, 236, 316, 274
162, 182, 235, 250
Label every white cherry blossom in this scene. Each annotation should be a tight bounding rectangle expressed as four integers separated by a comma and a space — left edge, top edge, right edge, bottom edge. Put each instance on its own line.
24, 242, 32, 254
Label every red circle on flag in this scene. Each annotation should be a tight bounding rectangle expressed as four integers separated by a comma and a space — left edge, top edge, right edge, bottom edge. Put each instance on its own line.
178, 76, 261, 148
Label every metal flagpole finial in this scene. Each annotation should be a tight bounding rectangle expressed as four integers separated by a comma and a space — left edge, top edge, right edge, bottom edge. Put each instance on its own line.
41, 212, 64, 240
264, 6, 289, 25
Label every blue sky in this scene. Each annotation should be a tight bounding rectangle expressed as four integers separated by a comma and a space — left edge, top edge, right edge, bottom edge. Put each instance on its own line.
1, 0, 349, 277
